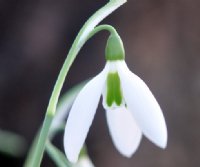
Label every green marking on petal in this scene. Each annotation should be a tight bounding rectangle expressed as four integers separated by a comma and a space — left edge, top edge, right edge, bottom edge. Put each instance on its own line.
106, 72, 123, 107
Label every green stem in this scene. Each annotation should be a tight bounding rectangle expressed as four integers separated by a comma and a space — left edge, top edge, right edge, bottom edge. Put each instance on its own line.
24, 1, 127, 167
88, 24, 118, 39
46, 140, 71, 167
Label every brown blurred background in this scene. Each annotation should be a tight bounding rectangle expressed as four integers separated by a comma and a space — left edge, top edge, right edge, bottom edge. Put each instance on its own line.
0, 0, 200, 166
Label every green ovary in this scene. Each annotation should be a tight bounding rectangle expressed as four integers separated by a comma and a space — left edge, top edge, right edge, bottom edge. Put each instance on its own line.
106, 72, 123, 107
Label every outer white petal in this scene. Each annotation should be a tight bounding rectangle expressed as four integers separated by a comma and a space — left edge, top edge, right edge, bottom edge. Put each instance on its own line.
117, 61, 167, 148
64, 67, 108, 163
106, 106, 142, 157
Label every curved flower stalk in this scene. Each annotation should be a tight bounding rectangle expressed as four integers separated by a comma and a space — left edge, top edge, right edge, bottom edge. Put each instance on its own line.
64, 32, 167, 163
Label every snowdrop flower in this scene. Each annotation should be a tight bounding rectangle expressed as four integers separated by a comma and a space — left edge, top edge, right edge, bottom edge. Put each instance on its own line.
64, 33, 167, 163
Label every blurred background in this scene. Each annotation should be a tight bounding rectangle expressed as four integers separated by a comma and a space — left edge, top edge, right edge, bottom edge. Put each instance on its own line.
0, 0, 200, 166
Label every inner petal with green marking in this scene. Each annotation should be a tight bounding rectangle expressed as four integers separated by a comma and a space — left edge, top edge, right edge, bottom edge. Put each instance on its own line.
106, 72, 123, 107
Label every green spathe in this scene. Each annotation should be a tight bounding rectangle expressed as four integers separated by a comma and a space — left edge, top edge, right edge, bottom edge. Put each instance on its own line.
106, 72, 123, 107
105, 34, 125, 60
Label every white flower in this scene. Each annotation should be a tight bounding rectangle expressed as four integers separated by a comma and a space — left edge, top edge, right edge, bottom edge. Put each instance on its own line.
63, 60, 167, 163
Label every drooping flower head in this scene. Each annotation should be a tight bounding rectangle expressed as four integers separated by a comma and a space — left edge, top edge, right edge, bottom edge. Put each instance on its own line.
64, 32, 167, 163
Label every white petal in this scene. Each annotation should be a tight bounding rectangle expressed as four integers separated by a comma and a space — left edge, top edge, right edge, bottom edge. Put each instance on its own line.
106, 106, 142, 157
117, 61, 167, 148
64, 67, 108, 163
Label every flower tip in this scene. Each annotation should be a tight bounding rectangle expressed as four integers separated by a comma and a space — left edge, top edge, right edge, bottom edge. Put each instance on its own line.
160, 134, 168, 149
155, 129, 168, 149
117, 139, 141, 158
120, 149, 136, 158
66, 151, 78, 164
64, 138, 79, 163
